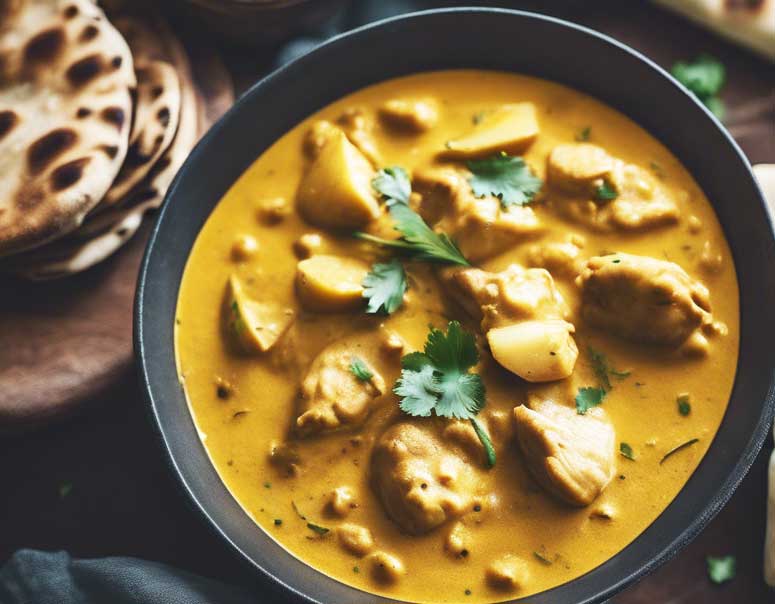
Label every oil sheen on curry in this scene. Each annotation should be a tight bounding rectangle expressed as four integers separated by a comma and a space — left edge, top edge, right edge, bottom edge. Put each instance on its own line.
176, 71, 739, 603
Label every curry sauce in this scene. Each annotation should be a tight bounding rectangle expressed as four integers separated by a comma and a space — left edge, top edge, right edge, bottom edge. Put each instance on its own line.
176, 70, 739, 603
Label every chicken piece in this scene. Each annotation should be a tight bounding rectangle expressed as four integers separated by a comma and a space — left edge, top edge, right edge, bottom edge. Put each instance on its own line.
514, 382, 617, 506
302, 120, 339, 160
487, 320, 578, 383
296, 130, 380, 230
442, 264, 569, 332
547, 144, 679, 232
379, 98, 438, 133
413, 167, 542, 262
485, 555, 530, 590
223, 275, 295, 353
295, 255, 369, 312
577, 253, 713, 348
371, 423, 480, 534
443, 103, 539, 159
336, 107, 381, 166
295, 340, 385, 436
547, 143, 615, 195
526, 236, 585, 278
337, 523, 375, 556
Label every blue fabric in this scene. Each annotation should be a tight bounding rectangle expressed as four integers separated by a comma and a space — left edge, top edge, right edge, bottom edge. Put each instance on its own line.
0, 550, 260, 604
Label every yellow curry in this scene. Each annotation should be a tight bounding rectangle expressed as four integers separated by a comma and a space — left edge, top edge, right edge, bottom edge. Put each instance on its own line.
176, 70, 739, 603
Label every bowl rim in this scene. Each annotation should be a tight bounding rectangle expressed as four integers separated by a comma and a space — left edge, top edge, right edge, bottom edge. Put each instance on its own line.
135, 7, 775, 604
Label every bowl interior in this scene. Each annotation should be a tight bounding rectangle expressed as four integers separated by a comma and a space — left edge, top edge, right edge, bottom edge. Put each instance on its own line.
136, 8, 775, 604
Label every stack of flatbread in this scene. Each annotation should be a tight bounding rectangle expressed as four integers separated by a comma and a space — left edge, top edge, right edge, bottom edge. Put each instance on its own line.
0, 0, 233, 279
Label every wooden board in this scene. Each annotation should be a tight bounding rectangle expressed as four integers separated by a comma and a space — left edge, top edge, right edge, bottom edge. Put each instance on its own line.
0, 39, 234, 434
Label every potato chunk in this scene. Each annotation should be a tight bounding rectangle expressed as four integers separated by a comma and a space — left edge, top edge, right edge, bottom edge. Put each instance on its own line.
370, 423, 480, 534
337, 523, 375, 556
485, 555, 530, 590
223, 275, 294, 353
443, 103, 539, 158
295, 339, 385, 436
379, 98, 438, 132
577, 253, 713, 348
296, 130, 380, 229
487, 320, 578, 383
367, 551, 405, 583
295, 255, 369, 312
515, 383, 616, 506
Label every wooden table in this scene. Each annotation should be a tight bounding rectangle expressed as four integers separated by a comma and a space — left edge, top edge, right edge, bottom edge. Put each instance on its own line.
1, 1, 773, 602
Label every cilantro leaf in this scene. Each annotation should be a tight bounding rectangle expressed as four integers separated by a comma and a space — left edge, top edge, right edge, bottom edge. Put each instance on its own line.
671, 55, 726, 120
356, 204, 469, 266
395, 364, 440, 417
394, 322, 494, 467
707, 555, 735, 584
350, 356, 374, 382
362, 259, 407, 315
306, 522, 330, 536
594, 181, 618, 202
619, 442, 636, 461
373, 167, 411, 207
467, 152, 542, 208
575, 126, 591, 142
677, 393, 692, 416
575, 387, 606, 415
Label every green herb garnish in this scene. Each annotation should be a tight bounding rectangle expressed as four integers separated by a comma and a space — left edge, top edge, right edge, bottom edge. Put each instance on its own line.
533, 551, 553, 565
575, 126, 591, 141
594, 181, 618, 202
372, 166, 411, 207
58, 482, 73, 499
619, 442, 636, 461
677, 393, 692, 416
588, 346, 630, 391
362, 259, 407, 315
274, 518, 283, 526
707, 555, 736, 584
355, 203, 469, 266
350, 356, 374, 382
467, 152, 542, 208
671, 55, 726, 120
575, 387, 606, 415
306, 522, 330, 536
394, 321, 495, 468
660, 438, 699, 464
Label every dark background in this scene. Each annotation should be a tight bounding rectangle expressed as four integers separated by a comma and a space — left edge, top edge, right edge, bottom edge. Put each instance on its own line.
1, 1, 774, 602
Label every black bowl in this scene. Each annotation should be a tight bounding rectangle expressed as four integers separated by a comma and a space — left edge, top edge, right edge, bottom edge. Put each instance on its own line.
135, 8, 775, 604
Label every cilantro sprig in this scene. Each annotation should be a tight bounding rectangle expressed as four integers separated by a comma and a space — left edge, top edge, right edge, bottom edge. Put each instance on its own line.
362, 259, 407, 315
575, 387, 606, 415
671, 55, 726, 120
350, 356, 374, 382
394, 321, 495, 468
355, 203, 469, 266
467, 152, 542, 209
707, 555, 736, 584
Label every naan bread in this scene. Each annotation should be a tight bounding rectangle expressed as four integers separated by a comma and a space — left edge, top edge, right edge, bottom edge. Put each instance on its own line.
100, 59, 180, 205
0, 0, 135, 255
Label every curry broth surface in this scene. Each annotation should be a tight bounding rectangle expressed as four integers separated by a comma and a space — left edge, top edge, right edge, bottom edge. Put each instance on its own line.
176, 71, 739, 603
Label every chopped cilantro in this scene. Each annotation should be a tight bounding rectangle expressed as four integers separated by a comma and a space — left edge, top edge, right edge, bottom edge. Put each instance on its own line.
575, 126, 591, 141
660, 438, 699, 464
594, 181, 618, 202
533, 551, 553, 565
575, 387, 606, 415
274, 518, 283, 526
671, 55, 726, 120
350, 356, 374, 382
677, 393, 692, 416
394, 321, 495, 467
353, 566, 360, 574
372, 166, 411, 207
362, 259, 407, 315
707, 555, 736, 584
355, 203, 469, 266
306, 522, 330, 536
263, 482, 271, 489
58, 482, 73, 499
619, 442, 636, 461
467, 152, 543, 208
588, 346, 630, 391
